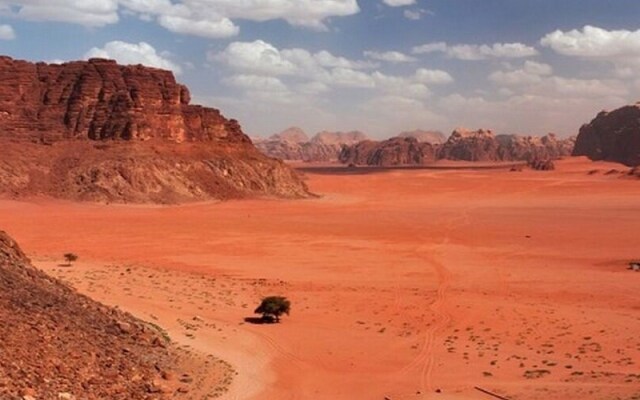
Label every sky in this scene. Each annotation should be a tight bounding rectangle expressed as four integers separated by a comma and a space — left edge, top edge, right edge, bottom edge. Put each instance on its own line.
0, 1, 639, 139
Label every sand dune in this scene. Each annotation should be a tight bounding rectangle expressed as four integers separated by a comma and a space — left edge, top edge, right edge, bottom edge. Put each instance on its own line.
1, 157, 639, 400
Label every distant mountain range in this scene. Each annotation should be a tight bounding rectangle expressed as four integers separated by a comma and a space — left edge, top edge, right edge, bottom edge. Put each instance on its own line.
255, 126, 575, 166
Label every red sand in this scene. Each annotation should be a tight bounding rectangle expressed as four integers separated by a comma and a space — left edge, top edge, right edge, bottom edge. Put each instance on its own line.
1, 157, 639, 400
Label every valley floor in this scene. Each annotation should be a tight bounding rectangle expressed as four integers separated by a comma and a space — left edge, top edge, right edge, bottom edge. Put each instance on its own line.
1, 157, 639, 400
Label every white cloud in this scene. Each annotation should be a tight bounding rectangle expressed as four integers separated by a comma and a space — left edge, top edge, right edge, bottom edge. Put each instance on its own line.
412, 42, 447, 54
489, 61, 627, 99
383, 0, 415, 6
2, 0, 119, 27
0, 24, 15, 40
0, 0, 359, 34
541, 25, 640, 58
224, 74, 289, 92
212, 40, 297, 76
329, 67, 375, 88
158, 15, 238, 38
540, 25, 640, 78
403, 9, 432, 20
412, 41, 538, 60
84, 41, 182, 74
296, 81, 330, 95
414, 68, 454, 84
213, 39, 455, 99
364, 50, 416, 63
489, 61, 553, 86
212, 40, 373, 87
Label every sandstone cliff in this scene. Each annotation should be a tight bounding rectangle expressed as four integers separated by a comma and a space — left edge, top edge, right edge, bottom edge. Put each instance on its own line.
0, 56, 309, 202
573, 103, 640, 166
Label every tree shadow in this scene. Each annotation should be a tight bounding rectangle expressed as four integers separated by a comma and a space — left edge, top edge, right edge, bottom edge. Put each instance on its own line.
243, 316, 276, 324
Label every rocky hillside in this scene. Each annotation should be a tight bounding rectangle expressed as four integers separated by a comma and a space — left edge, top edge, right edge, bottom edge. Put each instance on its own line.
255, 128, 369, 162
573, 103, 640, 166
0, 230, 187, 398
0, 56, 309, 202
339, 129, 575, 166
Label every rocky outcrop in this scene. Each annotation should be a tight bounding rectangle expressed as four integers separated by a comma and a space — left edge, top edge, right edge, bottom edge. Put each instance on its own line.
0, 230, 184, 398
255, 129, 369, 162
339, 137, 437, 166
0, 56, 309, 202
339, 128, 574, 167
573, 103, 640, 166
0, 56, 247, 143
397, 130, 446, 144
438, 128, 501, 161
496, 133, 575, 162
528, 159, 555, 171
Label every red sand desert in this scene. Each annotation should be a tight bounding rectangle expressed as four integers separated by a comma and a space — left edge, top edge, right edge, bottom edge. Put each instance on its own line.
1, 157, 639, 400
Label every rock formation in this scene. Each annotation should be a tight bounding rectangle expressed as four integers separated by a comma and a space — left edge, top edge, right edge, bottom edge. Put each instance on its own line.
310, 130, 368, 146
496, 133, 575, 162
268, 127, 309, 144
438, 128, 500, 161
339, 137, 437, 166
255, 129, 369, 162
339, 128, 574, 167
0, 230, 185, 398
528, 159, 555, 171
573, 103, 640, 166
397, 130, 446, 144
0, 56, 309, 202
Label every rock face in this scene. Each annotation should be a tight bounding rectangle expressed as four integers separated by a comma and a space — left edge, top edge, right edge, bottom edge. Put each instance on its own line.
0, 56, 309, 202
0, 56, 245, 143
573, 103, 640, 166
397, 130, 446, 144
496, 133, 575, 162
255, 129, 369, 162
438, 128, 501, 161
0, 230, 179, 398
339, 137, 437, 166
339, 128, 574, 167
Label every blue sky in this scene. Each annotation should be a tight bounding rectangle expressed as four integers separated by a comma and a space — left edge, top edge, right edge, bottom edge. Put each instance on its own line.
1, 1, 639, 138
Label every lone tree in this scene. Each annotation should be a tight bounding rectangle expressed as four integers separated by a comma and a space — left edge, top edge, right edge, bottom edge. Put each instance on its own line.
254, 296, 291, 323
63, 253, 78, 266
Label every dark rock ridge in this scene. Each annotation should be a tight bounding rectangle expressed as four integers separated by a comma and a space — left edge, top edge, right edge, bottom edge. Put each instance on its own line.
573, 103, 640, 166
0, 56, 309, 202
0, 230, 181, 398
339, 128, 575, 167
255, 128, 369, 162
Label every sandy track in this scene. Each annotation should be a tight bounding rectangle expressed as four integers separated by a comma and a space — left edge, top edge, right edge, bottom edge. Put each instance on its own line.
1, 157, 640, 399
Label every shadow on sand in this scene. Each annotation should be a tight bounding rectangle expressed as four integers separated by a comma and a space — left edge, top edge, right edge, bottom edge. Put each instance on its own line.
243, 316, 277, 324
